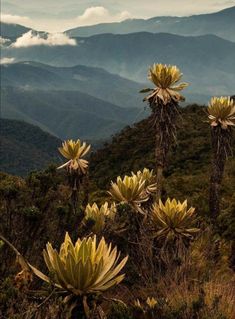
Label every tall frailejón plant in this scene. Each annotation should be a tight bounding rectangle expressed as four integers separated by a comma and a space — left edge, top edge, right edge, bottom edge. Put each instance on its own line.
142, 64, 188, 199
207, 96, 235, 218
58, 139, 90, 211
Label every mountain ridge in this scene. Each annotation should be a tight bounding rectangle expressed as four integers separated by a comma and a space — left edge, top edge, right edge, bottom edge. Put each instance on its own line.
2, 32, 234, 98
66, 6, 235, 42
1, 61, 143, 109
1, 32, 234, 105
1, 86, 147, 141
0, 22, 31, 38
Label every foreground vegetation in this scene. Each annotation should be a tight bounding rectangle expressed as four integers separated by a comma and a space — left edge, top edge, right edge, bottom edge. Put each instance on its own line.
0, 65, 234, 318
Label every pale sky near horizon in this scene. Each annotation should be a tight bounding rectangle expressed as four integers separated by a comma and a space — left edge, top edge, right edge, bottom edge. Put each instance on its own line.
1, 0, 235, 32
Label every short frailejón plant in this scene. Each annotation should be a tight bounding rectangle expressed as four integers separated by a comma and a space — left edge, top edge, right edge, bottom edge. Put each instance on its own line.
134, 168, 157, 195
108, 168, 157, 214
134, 296, 158, 310
207, 96, 235, 218
142, 64, 188, 199
152, 198, 199, 243
84, 202, 116, 233
134, 297, 158, 319
32, 233, 128, 317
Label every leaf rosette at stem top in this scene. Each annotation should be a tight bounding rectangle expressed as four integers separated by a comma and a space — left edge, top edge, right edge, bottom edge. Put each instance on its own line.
58, 139, 91, 174
141, 64, 189, 105
207, 96, 235, 129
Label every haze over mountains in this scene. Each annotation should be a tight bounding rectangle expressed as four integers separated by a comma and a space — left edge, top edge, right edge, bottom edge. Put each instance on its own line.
1, 62, 143, 109
1, 86, 145, 140
66, 6, 235, 42
1, 62, 146, 140
2, 32, 235, 99
0, 5, 235, 144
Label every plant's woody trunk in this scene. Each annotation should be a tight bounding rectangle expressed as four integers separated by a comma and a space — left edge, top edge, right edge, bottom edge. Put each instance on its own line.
68, 169, 83, 214
209, 126, 231, 219
155, 136, 165, 200
150, 99, 178, 201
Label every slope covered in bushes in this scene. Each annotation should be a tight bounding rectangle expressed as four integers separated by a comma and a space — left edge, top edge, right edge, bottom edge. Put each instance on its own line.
90, 105, 235, 221
0, 104, 234, 318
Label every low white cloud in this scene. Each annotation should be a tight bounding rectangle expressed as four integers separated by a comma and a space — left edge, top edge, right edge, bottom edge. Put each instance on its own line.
75, 6, 132, 26
11, 30, 77, 47
0, 13, 32, 26
0, 57, 15, 64
0, 36, 11, 46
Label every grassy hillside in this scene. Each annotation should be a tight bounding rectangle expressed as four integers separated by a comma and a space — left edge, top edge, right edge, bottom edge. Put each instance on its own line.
0, 105, 234, 318
90, 105, 235, 220
0, 118, 61, 176
1, 105, 234, 209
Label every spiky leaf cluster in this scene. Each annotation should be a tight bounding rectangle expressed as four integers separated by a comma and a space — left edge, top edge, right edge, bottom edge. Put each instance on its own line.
134, 168, 157, 195
152, 198, 199, 242
84, 202, 116, 233
108, 168, 156, 211
58, 139, 90, 173
35, 233, 128, 296
134, 297, 158, 310
207, 96, 235, 129
143, 64, 188, 105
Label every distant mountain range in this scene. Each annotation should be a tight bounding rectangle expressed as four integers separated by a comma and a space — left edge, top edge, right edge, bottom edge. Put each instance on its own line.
1, 86, 146, 141
66, 6, 235, 42
1, 105, 235, 181
1, 6, 234, 147
1, 62, 147, 140
1, 22, 30, 38
2, 33, 234, 99
0, 118, 60, 176
1, 6, 235, 42
1, 62, 143, 109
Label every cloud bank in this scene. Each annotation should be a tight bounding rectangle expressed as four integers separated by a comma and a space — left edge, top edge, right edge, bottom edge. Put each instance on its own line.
0, 36, 11, 46
75, 6, 132, 26
12, 31, 77, 47
1, 13, 32, 25
0, 57, 15, 64
1, 1, 234, 32
0, 7, 132, 32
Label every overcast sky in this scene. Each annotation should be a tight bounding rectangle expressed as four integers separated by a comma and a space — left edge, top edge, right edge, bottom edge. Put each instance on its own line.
1, 0, 235, 32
